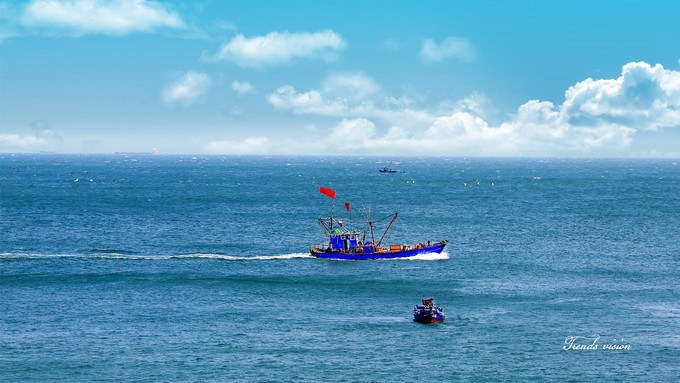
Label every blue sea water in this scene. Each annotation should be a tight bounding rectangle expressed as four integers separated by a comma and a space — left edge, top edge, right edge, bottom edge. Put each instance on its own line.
1, 154, 679, 381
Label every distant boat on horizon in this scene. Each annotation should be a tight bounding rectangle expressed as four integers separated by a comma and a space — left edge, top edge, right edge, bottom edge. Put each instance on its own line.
379, 162, 398, 173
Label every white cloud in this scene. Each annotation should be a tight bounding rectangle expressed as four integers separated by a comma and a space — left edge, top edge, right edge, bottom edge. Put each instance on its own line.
321, 72, 381, 101
21, 0, 185, 36
205, 137, 271, 154
268, 72, 433, 129
327, 118, 377, 151
260, 61, 680, 156
441, 92, 501, 123
421, 37, 474, 64
231, 81, 256, 96
0, 133, 49, 152
0, 124, 64, 152
162, 71, 210, 106
213, 30, 346, 67
268, 85, 346, 116
560, 62, 680, 131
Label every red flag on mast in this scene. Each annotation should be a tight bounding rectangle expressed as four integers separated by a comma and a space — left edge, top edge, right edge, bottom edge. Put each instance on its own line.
319, 187, 336, 199
345, 202, 350, 211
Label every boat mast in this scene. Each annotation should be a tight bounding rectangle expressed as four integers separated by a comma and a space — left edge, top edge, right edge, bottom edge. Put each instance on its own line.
377, 213, 398, 246
349, 204, 352, 233
330, 198, 335, 232
368, 204, 375, 244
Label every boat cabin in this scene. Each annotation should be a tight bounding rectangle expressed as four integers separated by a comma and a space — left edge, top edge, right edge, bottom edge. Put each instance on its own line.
330, 233, 375, 254
330, 232, 358, 252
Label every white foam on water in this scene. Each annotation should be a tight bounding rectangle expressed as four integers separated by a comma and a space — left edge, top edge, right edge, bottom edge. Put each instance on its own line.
0, 252, 154, 260
0, 252, 88, 259
0, 252, 315, 260
391, 251, 450, 261
170, 253, 314, 260
1, 252, 446, 261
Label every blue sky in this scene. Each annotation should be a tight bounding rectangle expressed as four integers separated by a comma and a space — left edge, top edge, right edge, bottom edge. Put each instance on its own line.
1, 0, 680, 156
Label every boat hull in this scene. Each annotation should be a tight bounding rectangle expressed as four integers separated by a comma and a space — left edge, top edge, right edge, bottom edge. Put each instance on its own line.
414, 312, 445, 324
310, 243, 445, 260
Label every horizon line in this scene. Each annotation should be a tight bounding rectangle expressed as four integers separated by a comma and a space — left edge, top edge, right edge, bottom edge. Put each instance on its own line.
1, 152, 679, 160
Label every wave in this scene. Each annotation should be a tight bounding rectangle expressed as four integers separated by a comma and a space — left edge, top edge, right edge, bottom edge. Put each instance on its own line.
388, 251, 450, 261
0, 252, 313, 261
88, 248, 139, 254
638, 304, 680, 318
0, 251, 448, 261
168, 253, 314, 260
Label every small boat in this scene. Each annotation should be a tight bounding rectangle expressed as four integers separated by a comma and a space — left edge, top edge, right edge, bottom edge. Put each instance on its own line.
379, 162, 398, 173
310, 187, 447, 260
413, 298, 445, 323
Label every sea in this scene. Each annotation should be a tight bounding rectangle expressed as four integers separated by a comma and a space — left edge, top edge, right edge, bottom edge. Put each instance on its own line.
1, 154, 679, 382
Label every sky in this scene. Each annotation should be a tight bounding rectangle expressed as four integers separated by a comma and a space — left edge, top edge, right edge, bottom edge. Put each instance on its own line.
1, 0, 680, 156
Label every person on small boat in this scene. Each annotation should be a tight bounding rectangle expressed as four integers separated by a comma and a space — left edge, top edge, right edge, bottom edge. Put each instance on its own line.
414, 298, 444, 323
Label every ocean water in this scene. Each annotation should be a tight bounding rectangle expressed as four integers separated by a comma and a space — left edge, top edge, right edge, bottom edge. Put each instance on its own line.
1, 154, 679, 381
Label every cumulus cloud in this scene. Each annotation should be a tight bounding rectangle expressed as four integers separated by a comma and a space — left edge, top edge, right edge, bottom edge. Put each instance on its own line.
268, 85, 346, 116
231, 81, 256, 96
0, 134, 49, 152
162, 71, 210, 106
0, 125, 62, 152
321, 72, 381, 101
213, 30, 346, 67
268, 72, 433, 128
440, 92, 501, 123
421, 37, 474, 64
326, 118, 377, 151
560, 62, 680, 131
260, 61, 680, 156
21, 0, 185, 36
205, 137, 271, 154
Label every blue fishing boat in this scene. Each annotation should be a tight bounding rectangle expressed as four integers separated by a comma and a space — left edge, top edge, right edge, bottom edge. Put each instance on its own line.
310, 187, 447, 260
379, 162, 398, 173
413, 298, 445, 323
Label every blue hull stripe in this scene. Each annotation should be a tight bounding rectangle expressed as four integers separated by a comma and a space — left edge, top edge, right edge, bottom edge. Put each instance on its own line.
310, 243, 445, 260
